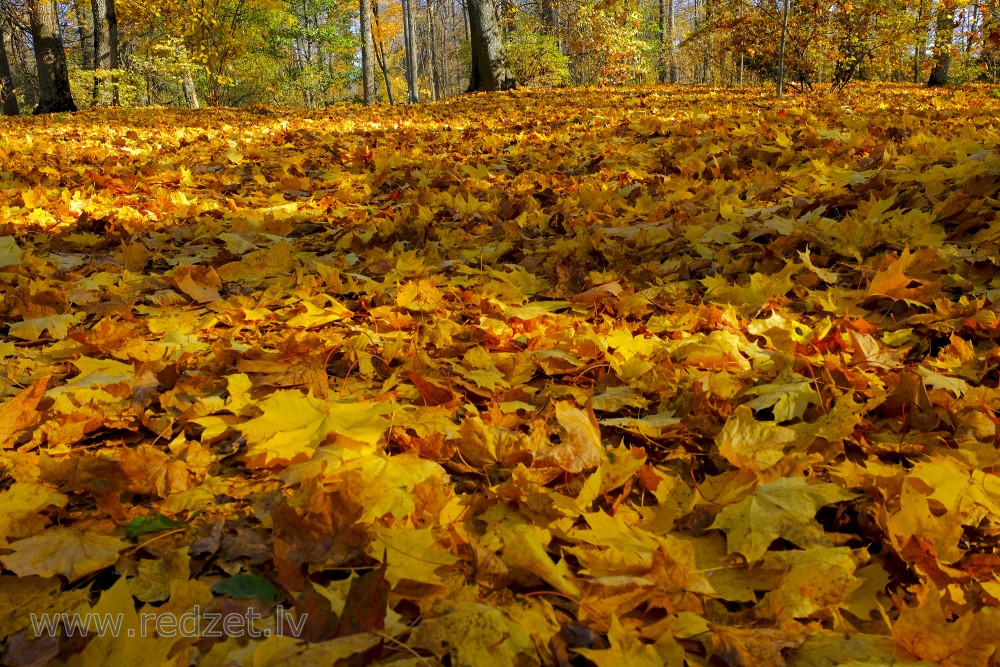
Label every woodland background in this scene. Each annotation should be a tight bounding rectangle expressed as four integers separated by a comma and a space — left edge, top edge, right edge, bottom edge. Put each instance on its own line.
1, 0, 1000, 113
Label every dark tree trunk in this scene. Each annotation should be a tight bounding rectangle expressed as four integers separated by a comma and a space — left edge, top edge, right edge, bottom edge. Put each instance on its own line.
927, 1, 954, 86
541, 0, 558, 35
92, 0, 119, 105
466, 0, 514, 91
30, 0, 78, 114
360, 0, 376, 104
0, 24, 19, 116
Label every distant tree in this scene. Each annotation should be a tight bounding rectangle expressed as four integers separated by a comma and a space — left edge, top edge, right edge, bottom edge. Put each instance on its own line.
659, 0, 676, 83
402, 0, 418, 102
370, 0, 397, 103
776, 0, 791, 96
360, 0, 376, 104
72, 0, 95, 70
467, 0, 515, 91
425, 0, 442, 99
29, 0, 78, 113
927, 0, 955, 85
830, 0, 916, 89
92, 0, 120, 105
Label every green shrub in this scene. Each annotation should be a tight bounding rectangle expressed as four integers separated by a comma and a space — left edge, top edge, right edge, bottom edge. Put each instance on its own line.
505, 33, 570, 87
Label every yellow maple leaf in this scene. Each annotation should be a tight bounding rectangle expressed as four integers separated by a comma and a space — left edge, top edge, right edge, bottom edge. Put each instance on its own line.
709, 477, 857, 562
410, 601, 537, 667
2, 526, 126, 580
240, 390, 393, 465
575, 615, 663, 667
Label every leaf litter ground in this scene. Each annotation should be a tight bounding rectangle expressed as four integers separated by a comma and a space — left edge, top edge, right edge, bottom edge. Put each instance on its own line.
1, 85, 1000, 666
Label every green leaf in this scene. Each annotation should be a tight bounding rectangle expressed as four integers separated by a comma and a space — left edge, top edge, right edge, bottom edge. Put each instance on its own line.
211, 574, 283, 602
125, 513, 186, 539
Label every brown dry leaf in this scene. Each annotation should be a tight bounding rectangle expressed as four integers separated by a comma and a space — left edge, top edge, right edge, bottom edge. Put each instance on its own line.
538, 401, 604, 473
0, 376, 50, 448
711, 624, 804, 667
893, 583, 1000, 666
171, 264, 222, 303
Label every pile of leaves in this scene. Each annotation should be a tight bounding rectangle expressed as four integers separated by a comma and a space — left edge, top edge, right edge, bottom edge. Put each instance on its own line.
1, 84, 999, 666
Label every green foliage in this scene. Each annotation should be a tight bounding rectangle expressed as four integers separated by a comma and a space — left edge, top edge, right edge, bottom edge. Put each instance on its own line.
67, 62, 146, 108
949, 51, 992, 85
116, 0, 359, 107
456, 40, 472, 73
504, 31, 570, 87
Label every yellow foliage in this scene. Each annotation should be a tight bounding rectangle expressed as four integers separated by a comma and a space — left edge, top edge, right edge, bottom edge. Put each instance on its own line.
1, 85, 1000, 664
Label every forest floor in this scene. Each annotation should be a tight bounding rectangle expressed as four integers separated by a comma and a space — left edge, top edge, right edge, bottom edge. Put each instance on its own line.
1, 84, 999, 666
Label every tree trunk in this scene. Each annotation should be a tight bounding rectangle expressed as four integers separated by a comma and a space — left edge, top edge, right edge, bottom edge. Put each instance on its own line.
913, 0, 925, 82
371, 0, 396, 104
360, 0, 376, 104
92, 0, 119, 105
667, 0, 676, 82
426, 0, 442, 100
541, 0, 558, 37
776, 0, 791, 97
182, 69, 199, 108
315, 15, 330, 105
466, 0, 514, 91
658, 0, 676, 83
0, 24, 19, 116
461, 0, 469, 43
73, 0, 94, 70
702, 0, 712, 83
402, 0, 419, 102
927, 0, 954, 86
29, 0, 78, 113
658, 0, 666, 83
